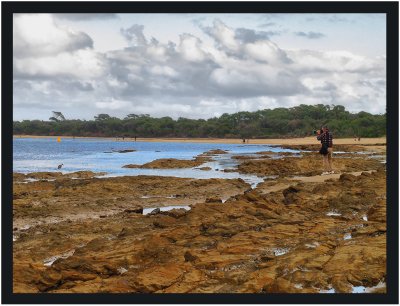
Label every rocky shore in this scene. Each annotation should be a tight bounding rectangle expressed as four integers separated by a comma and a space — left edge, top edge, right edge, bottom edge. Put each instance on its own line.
123, 156, 212, 169
13, 144, 386, 293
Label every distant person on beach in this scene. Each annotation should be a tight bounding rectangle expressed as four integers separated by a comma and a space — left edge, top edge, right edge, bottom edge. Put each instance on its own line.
316, 126, 334, 175
242, 138, 246, 143
134, 136, 137, 141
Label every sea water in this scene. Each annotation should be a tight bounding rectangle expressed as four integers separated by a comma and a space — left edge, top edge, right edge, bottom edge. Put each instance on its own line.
13, 138, 297, 187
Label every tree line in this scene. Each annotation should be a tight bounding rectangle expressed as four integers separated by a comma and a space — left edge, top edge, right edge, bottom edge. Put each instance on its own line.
13, 104, 386, 138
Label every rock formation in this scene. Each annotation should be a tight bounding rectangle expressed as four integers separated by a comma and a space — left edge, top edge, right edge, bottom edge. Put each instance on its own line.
12, 145, 387, 293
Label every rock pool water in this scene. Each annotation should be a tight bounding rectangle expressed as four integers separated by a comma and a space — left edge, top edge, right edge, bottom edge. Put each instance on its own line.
143, 205, 191, 215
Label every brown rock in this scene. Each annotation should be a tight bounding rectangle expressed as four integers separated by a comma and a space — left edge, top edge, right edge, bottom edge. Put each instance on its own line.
13, 147, 386, 294
123, 207, 143, 214
65, 171, 106, 179
134, 264, 185, 292
331, 276, 352, 293
237, 152, 382, 176
122, 164, 141, 168
367, 200, 386, 222
148, 208, 161, 215
153, 215, 177, 228
184, 251, 199, 262
339, 173, 357, 182
205, 197, 222, 203
123, 158, 208, 169
263, 277, 296, 293
163, 208, 188, 218
204, 149, 229, 155
37, 269, 62, 292
116, 149, 136, 153
282, 186, 301, 205
197, 167, 212, 171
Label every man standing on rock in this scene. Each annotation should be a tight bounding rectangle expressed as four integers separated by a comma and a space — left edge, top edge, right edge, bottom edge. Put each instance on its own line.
317, 126, 334, 175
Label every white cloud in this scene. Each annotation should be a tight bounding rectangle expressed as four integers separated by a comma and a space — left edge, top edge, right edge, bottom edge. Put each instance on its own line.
146, 43, 169, 62
149, 65, 178, 77
120, 24, 147, 46
287, 49, 384, 74
206, 19, 239, 51
96, 99, 132, 110
13, 14, 93, 58
295, 31, 325, 39
13, 14, 106, 82
14, 49, 106, 79
13, 15, 386, 120
244, 40, 292, 64
178, 34, 207, 62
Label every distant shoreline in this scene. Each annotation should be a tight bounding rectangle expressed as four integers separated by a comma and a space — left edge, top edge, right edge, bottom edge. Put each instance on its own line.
13, 135, 386, 145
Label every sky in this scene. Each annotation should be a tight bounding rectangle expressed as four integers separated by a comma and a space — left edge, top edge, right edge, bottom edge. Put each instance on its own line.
13, 13, 386, 121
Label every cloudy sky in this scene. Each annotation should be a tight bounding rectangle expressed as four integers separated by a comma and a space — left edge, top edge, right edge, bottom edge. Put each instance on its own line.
13, 13, 386, 121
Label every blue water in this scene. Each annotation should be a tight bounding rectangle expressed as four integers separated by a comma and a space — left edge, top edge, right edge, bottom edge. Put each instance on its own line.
13, 138, 295, 187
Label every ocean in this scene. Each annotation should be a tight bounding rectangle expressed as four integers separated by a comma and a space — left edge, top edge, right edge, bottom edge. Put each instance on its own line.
13, 137, 296, 187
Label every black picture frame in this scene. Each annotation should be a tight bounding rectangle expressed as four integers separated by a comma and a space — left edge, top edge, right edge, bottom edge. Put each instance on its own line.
2, 1, 398, 304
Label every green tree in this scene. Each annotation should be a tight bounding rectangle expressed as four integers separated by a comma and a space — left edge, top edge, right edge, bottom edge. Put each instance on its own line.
13, 105, 386, 139
94, 114, 111, 121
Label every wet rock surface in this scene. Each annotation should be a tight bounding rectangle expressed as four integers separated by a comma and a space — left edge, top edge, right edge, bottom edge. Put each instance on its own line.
203, 149, 229, 155
12, 174, 248, 230
13, 171, 107, 182
115, 149, 136, 153
123, 156, 212, 169
13, 145, 386, 293
196, 167, 212, 171
237, 150, 383, 177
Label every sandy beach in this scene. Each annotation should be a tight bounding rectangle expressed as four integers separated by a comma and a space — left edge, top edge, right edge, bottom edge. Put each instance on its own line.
14, 135, 386, 146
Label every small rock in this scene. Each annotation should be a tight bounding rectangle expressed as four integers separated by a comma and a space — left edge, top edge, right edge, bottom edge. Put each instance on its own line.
205, 197, 222, 203
282, 186, 301, 205
205, 149, 228, 155
184, 251, 198, 262
260, 253, 275, 261
339, 173, 356, 182
124, 207, 143, 214
361, 171, 373, 177
153, 216, 176, 228
122, 164, 141, 168
149, 208, 161, 215
263, 278, 294, 293
118, 227, 128, 237
197, 167, 212, 171
116, 149, 136, 153
163, 208, 187, 218
332, 276, 352, 293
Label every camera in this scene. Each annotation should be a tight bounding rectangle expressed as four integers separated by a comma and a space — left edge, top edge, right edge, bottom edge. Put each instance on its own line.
313, 129, 323, 135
